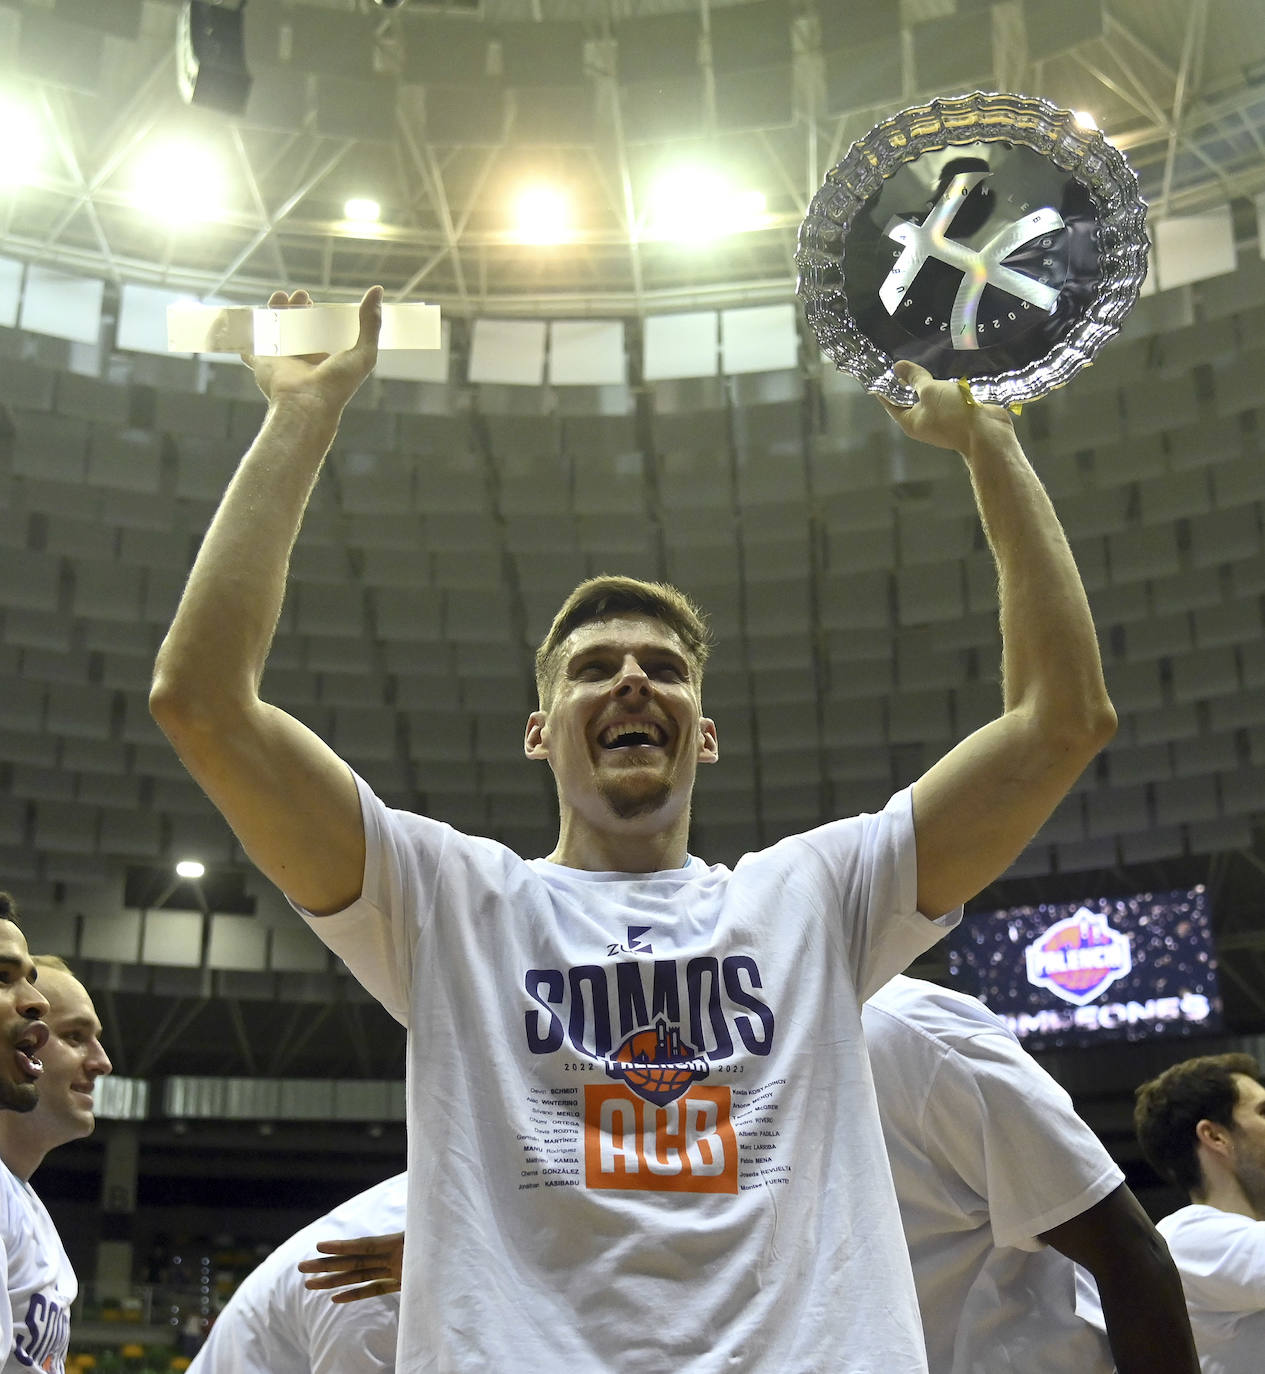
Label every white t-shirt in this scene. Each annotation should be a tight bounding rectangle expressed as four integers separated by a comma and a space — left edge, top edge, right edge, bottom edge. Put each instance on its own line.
188, 1174, 405, 1374
861, 975, 1122, 1374
0, 1164, 76, 1374
1155, 1204, 1265, 1374
302, 776, 958, 1373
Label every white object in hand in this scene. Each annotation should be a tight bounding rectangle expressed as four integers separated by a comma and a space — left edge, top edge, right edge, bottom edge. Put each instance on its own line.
166, 302, 441, 355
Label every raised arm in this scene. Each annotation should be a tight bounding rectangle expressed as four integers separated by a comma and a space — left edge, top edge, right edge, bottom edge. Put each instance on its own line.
881, 363, 1117, 917
1043, 1183, 1198, 1374
150, 288, 382, 915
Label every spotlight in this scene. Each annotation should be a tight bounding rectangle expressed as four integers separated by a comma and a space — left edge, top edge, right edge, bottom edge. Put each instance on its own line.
0, 97, 44, 188
650, 169, 766, 243
343, 197, 382, 223
132, 140, 225, 224
177, 1, 253, 117
175, 859, 205, 879
514, 185, 570, 244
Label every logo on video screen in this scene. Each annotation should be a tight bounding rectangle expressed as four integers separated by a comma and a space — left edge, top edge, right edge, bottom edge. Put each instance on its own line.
1025, 906, 1133, 1006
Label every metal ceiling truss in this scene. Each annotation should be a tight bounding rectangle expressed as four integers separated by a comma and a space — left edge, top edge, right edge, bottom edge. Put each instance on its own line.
5, 0, 1259, 315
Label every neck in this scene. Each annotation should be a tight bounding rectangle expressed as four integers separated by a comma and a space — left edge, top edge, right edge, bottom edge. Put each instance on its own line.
546, 809, 691, 872
0, 1123, 48, 1184
1194, 1176, 1263, 1222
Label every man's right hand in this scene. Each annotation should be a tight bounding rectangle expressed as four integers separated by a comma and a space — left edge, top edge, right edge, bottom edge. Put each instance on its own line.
244, 285, 383, 417
151, 285, 379, 918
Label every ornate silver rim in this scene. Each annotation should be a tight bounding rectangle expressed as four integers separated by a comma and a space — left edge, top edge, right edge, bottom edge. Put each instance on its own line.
795, 90, 1150, 409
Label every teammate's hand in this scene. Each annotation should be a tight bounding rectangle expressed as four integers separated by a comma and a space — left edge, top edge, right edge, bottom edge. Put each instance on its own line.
297, 1229, 404, 1304
244, 285, 382, 418
877, 360, 1015, 456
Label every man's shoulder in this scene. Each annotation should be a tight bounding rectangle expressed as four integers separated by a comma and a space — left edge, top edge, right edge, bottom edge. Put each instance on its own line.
0, 1166, 35, 1228
1160, 1203, 1263, 1240
368, 788, 542, 875
866, 974, 1007, 1041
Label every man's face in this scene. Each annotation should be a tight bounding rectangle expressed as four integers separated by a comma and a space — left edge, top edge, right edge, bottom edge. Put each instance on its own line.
0, 922, 49, 1114
526, 615, 718, 830
29, 969, 111, 1147
1227, 1073, 1265, 1215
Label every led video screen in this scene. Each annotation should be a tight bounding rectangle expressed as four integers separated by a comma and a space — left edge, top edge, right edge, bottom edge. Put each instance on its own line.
947, 887, 1222, 1050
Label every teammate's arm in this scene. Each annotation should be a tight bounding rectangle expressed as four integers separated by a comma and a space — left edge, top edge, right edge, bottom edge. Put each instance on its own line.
879, 363, 1116, 918
1041, 1183, 1198, 1374
299, 1231, 405, 1304
150, 288, 382, 915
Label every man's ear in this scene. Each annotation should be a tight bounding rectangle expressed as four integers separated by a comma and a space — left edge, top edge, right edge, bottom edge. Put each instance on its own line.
697, 717, 719, 765
1195, 1117, 1230, 1155
525, 710, 549, 760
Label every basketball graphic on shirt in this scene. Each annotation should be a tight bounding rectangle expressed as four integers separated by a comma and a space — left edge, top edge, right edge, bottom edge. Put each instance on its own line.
606, 1018, 708, 1106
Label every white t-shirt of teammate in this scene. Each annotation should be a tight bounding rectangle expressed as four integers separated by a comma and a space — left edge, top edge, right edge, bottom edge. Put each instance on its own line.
1155, 1204, 1265, 1374
189, 1174, 404, 1374
300, 775, 958, 1374
862, 975, 1122, 1374
0, 1164, 76, 1374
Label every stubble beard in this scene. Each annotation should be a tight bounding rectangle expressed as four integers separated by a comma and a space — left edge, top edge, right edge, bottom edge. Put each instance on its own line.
0, 1077, 38, 1114
597, 773, 673, 821
1235, 1152, 1265, 1218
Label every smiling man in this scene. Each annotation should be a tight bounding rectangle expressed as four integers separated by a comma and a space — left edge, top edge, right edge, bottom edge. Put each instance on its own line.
1123, 1055, 1265, 1373
150, 289, 1116, 1371
0, 953, 112, 1374
0, 894, 53, 1370
0, 900, 49, 1120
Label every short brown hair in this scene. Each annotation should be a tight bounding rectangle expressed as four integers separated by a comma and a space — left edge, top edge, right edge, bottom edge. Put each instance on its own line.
1134, 1052, 1262, 1195
534, 576, 713, 706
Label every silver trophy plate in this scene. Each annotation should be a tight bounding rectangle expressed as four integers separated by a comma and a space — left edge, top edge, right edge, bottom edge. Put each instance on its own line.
796, 91, 1149, 408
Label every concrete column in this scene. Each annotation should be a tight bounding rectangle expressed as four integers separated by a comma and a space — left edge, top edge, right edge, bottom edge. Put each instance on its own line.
95, 1122, 139, 1294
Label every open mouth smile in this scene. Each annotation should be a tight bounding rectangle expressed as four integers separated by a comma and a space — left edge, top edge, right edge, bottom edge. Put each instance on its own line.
14, 1023, 48, 1081
598, 721, 669, 750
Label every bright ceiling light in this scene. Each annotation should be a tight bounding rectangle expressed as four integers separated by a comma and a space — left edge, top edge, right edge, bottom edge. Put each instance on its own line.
730, 188, 768, 229
0, 96, 45, 188
132, 139, 225, 225
1071, 110, 1099, 131
343, 197, 381, 223
514, 185, 570, 244
175, 859, 205, 879
649, 169, 766, 243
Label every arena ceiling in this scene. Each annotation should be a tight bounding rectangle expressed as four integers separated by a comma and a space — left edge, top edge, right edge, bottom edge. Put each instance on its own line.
3, 0, 1265, 1159
1, 0, 1264, 312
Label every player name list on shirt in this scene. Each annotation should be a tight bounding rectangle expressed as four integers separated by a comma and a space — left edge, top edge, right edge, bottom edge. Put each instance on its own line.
515, 1078, 789, 1194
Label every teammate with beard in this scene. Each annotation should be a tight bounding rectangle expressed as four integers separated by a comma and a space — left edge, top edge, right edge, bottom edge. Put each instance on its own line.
1116, 1055, 1265, 1373
0, 953, 112, 1374
150, 288, 1117, 1372
0, 899, 48, 1120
